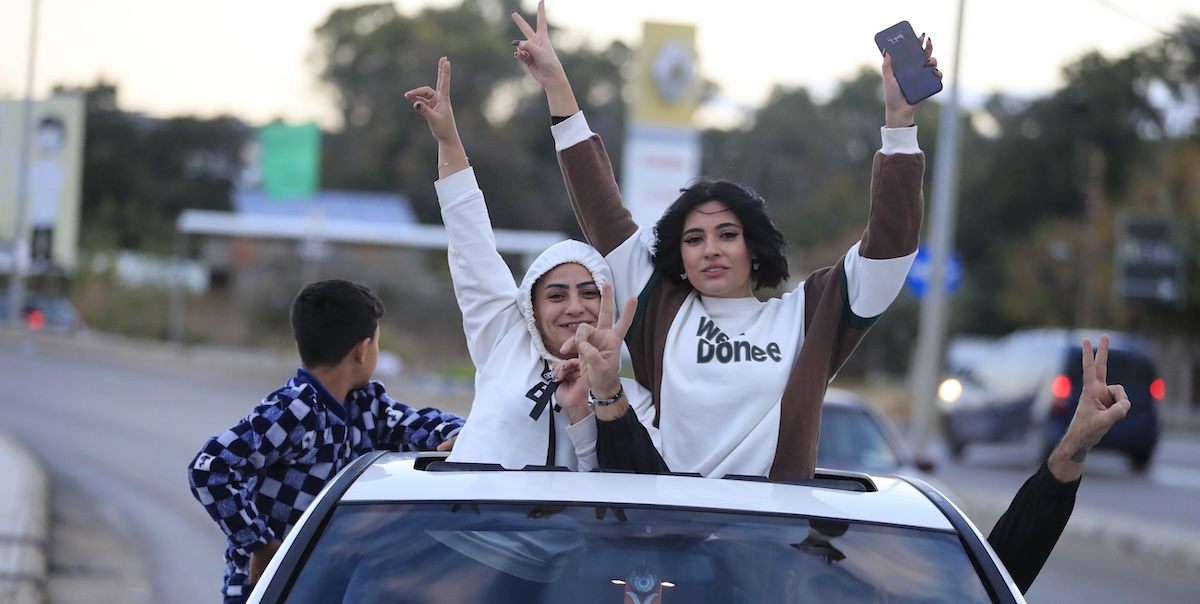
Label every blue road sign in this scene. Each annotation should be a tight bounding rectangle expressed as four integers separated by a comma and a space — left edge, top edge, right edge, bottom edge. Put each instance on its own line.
905, 245, 963, 300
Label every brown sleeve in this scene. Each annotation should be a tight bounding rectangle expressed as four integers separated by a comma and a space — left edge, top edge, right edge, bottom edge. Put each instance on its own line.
859, 151, 925, 260
557, 134, 639, 255
770, 151, 926, 481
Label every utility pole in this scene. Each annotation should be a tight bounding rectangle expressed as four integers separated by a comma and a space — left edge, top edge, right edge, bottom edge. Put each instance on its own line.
6, 0, 40, 329
908, 0, 967, 451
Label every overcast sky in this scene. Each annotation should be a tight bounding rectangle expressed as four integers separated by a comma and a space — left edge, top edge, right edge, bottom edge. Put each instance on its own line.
0, 0, 1194, 129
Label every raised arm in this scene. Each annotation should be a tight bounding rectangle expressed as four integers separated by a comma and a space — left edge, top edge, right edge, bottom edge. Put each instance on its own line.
511, 0, 579, 117
406, 58, 527, 365
987, 334, 1130, 593
404, 57, 470, 178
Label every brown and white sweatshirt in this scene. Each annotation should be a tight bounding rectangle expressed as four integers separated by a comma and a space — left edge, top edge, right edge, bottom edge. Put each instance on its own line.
552, 113, 924, 480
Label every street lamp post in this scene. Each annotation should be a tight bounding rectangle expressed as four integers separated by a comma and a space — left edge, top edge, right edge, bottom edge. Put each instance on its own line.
6, 0, 40, 330
908, 0, 967, 452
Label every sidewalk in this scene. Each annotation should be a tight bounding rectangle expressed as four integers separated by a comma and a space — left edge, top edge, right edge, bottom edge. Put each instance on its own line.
0, 433, 48, 604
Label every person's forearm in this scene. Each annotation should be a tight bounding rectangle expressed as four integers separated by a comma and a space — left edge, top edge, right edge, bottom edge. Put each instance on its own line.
437, 137, 469, 179
564, 405, 592, 425
1047, 433, 1088, 482
884, 106, 916, 128
592, 396, 629, 422
544, 76, 579, 117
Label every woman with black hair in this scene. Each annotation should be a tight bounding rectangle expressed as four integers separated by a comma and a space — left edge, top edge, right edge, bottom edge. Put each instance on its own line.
513, 1, 930, 480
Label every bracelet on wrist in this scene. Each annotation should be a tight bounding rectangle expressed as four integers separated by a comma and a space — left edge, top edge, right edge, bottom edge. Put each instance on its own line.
587, 385, 624, 407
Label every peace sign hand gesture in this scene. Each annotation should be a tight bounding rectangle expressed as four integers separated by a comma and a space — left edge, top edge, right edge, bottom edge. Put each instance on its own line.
1048, 334, 1132, 482
559, 283, 636, 413
511, 1, 579, 116
404, 57, 461, 146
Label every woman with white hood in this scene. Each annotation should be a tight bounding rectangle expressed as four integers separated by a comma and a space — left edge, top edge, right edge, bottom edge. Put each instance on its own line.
405, 57, 655, 471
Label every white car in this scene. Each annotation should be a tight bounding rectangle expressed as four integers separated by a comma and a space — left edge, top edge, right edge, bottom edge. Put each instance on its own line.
248, 451, 1026, 603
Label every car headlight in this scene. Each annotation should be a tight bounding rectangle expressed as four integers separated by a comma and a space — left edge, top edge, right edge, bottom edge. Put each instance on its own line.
938, 378, 963, 404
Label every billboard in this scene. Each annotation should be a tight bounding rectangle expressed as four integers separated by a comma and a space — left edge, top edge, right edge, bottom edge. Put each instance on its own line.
0, 94, 86, 271
258, 120, 320, 199
621, 22, 701, 229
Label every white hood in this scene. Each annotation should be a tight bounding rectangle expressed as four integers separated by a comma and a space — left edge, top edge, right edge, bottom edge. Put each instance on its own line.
517, 240, 612, 361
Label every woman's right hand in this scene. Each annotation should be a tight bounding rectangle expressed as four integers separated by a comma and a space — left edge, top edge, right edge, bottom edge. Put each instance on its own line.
511, 1, 579, 116
567, 283, 636, 399
404, 56, 460, 144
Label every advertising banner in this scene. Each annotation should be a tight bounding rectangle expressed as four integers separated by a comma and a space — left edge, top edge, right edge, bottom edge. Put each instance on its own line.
0, 94, 86, 271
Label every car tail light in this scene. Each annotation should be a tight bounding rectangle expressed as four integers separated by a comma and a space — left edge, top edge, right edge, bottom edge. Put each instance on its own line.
27, 309, 45, 331
1050, 375, 1071, 417
1150, 378, 1165, 401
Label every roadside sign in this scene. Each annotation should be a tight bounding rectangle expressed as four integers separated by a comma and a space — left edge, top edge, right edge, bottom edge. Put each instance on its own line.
906, 245, 963, 300
1115, 215, 1184, 303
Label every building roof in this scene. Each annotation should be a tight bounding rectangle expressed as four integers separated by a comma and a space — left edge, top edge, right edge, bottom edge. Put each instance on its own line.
232, 188, 418, 225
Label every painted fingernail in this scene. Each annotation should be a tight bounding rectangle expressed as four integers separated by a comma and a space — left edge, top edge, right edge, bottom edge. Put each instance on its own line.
511, 40, 521, 46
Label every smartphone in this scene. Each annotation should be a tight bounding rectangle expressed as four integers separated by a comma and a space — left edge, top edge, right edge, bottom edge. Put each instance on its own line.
874, 21, 943, 105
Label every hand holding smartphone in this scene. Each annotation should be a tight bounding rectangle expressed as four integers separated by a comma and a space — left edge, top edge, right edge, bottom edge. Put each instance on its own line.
874, 21, 942, 105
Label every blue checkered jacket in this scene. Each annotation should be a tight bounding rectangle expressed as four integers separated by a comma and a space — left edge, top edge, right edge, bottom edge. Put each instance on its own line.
187, 369, 463, 599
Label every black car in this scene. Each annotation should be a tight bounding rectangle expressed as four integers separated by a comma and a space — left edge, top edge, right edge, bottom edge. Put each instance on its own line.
937, 329, 1162, 471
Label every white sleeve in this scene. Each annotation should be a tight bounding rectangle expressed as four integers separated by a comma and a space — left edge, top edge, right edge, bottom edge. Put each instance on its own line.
550, 112, 594, 152
880, 125, 921, 155
602, 228, 660, 319
843, 241, 918, 319
436, 168, 524, 366
564, 413, 598, 472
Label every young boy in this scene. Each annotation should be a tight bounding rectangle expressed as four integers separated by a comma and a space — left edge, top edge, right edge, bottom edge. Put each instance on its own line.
187, 279, 464, 603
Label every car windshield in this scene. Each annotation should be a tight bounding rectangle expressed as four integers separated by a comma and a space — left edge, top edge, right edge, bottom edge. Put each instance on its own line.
279, 502, 993, 604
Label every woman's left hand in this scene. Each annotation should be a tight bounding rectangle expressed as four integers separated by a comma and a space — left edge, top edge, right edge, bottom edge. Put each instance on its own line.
404, 56, 460, 143
882, 34, 941, 127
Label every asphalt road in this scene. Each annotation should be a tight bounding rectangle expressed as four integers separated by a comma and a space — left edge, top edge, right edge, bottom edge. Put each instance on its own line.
0, 330, 472, 603
3, 329, 1199, 603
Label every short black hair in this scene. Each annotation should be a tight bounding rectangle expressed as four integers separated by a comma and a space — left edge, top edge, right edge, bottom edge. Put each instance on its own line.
290, 279, 384, 368
651, 179, 789, 289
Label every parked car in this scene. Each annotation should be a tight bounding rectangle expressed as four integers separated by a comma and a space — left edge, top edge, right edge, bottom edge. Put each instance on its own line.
0, 293, 85, 333
248, 451, 1026, 603
819, 387, 935, 475
937, 329, 1162, 471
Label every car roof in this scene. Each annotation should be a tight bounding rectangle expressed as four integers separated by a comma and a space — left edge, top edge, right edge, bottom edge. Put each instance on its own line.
820, 387, 866, 407
999, 327, 1151, 354
337, 452, 957, 532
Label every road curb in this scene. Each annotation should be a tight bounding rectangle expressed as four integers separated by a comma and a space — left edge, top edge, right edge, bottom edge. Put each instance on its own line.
0, 434, 48, 604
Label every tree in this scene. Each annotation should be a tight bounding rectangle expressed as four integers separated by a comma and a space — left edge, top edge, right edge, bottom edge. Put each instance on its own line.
59, 82, 248, 254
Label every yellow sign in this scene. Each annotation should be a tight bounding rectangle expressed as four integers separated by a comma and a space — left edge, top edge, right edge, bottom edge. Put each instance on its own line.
631, 22, 698, 126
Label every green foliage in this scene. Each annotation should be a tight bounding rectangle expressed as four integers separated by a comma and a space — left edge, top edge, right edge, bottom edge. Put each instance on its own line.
63, 82, 249, 255
313, 1, 630, 236
953, 18, 1199, 334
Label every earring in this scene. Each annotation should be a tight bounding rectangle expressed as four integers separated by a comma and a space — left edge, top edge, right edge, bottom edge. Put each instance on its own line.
680, 273, 688, 281
752, 260, 760, 271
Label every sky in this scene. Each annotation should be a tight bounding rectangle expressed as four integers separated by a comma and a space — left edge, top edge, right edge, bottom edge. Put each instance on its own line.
0, 0, 1195, 130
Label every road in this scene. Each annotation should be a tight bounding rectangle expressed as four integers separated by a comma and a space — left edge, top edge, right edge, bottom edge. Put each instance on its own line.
932, 439, 1200, 603
2, 329, 1199, 603
0, 330, 472, 603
